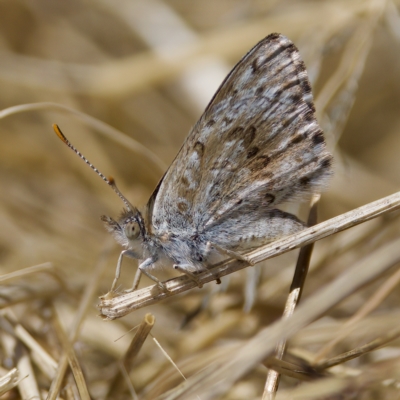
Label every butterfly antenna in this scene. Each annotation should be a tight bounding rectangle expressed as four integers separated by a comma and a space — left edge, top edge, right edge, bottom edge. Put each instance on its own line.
53, 124, 136, 212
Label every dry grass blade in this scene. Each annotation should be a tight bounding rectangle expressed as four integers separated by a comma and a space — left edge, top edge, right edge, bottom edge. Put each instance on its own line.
15, 343, 41, 400
99, 190, 400, 319
315, 325, 400, 370
0, 262, 53, 284
0, 368, 19, 396
263, 195, 320, 398
0, 102, 167, 175
276, 356, 400, 400
263, 357, 325, 381
52, 306, 91, 400
107, 313, 155, 398
123, 314, 155, 367
2, 310, 57, 379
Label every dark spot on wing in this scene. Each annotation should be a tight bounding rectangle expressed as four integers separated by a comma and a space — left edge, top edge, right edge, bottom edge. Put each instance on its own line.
291, 91, 302, 103
181, 176, 189, 186
301, 76, 312, 93
223, 117, 233, 125
299, 177, 310, 186
286, 43, 297, 55
251, 58, 261, 73
205, 119, 215, 128
243, 126, 256, 147
263, 40, 291, 64
281, 77, 301, 93
247, 146, 259, 158
194, 141, 205, 156
295, 73, 314, 111
268, 33, 281, 40
304, 110, 315, 122
255, 85, 265, 96
265, 193, 275, 204
290, 134, 305, 145
320, 157, 332, 169
312, 132, 325, 145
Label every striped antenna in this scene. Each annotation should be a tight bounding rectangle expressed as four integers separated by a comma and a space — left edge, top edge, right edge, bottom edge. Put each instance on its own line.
53, 124, 136, 212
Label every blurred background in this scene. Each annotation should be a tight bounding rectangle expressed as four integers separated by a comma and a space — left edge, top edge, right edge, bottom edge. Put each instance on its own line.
1, 0, 400, 399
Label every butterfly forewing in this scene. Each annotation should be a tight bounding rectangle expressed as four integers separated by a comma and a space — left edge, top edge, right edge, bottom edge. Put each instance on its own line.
150, 33, 332, 236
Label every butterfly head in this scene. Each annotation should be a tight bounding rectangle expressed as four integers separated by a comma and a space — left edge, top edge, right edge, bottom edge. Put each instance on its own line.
101, 208, 146, 255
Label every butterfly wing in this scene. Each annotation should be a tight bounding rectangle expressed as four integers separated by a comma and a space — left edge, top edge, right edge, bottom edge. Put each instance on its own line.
148, 33, 332, 236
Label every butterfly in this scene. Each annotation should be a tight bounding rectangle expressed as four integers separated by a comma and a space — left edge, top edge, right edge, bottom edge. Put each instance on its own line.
55, 33, 332, 294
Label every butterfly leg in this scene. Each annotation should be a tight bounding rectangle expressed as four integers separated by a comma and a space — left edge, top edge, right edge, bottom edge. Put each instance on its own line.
138, 257, 168, 291
173, 264, 203, 288
207, 241, 255, 266
129, 267, 143, 292
108, 251, 166, 294
109, 249, 138, 293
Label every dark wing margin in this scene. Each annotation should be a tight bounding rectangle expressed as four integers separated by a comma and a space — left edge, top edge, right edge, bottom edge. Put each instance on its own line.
149, 33, 332, 235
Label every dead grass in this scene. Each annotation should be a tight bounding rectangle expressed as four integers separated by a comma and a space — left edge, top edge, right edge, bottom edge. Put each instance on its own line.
1, 0, 400, 399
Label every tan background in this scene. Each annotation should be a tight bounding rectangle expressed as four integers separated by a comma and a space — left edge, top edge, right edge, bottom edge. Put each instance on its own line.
1, 1, 400, 399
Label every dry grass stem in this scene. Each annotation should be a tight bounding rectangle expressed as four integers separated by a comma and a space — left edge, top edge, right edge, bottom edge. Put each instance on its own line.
123, 314, 155, 366
263, 195, 320, 398
3, 310, 57, 379
52, 307, 91, 400
152, 335, 187, 382
0, 102, 167, 175
263, 357, 324, 381
15, 344, 40, 400
0, 368, 19, 396
315, 325, 400, 370
0, 262, 53, 284
107, 313, 155, 397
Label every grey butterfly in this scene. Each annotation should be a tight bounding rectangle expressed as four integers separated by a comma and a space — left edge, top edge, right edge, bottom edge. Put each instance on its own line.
56, 33, 332, 292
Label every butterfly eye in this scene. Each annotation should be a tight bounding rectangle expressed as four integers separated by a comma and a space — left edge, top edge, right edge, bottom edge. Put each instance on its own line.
124, 220, 140, 240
